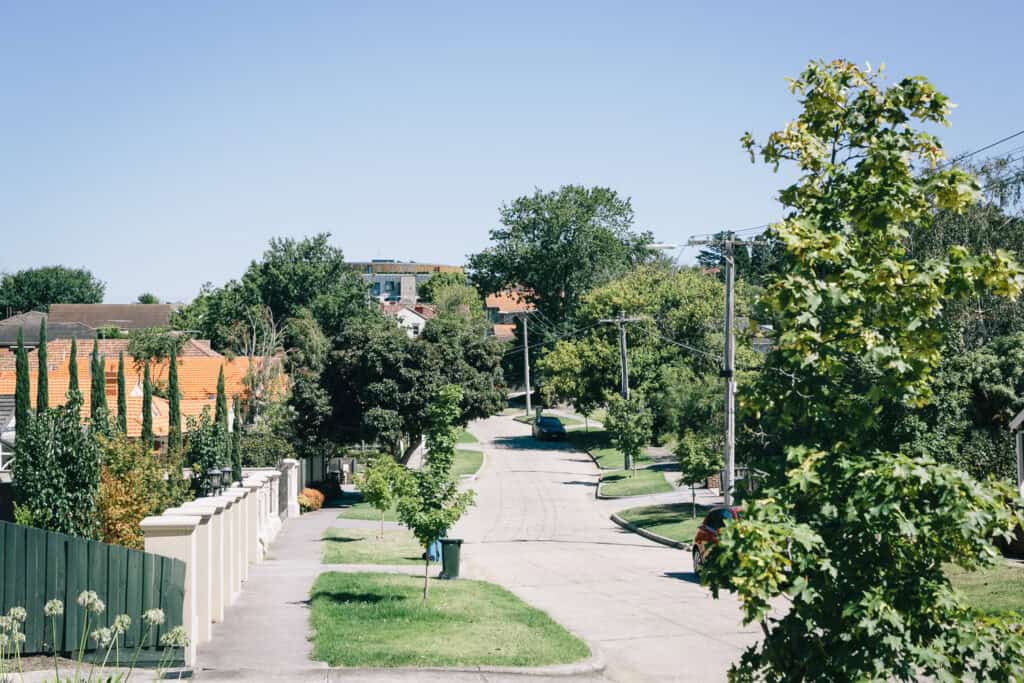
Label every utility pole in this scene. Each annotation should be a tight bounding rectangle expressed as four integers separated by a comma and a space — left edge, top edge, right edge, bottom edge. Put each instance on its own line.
598, 311, 646, 469
688, 234, 760, 506
522, 314, 532, 416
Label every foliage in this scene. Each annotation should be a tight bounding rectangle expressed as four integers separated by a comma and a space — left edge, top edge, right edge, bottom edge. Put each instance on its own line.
284, 310, 333, 460
0, 266, 104, 313
417, 271, 467, 303
238, 428, 294, 468
97, 432, 187, 549
468, 185, 654, 323
675, 430, 720, 518
136, 292, 159, 304
127, 327, 188, 369
68, 338, 79, 397
604, 393, 653, 472
397, 385, 476, 599
185, 409, 226, 497
704, 59, 1024, 680
167, 348, 181, 454
231, 397, 243, 481
89, 340, 108, 418
356, 456, 412, 538
298, 487, 325, 512
13, 396, 101, 539
697, 231, 784, 286
116, 352, 127, 433
214, 366, 228, 427
15, 328, 30, 444
36, 320, 48, 413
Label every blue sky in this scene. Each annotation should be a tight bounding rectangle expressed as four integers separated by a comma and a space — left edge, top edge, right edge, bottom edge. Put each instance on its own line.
2, 1, 1021, 304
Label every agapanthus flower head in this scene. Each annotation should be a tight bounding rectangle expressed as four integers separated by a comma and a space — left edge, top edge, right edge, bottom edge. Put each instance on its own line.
7, 607, 27, 623
43, 599, 64, 617
0, 616, 11, 632
143, 608, 165, 626
0, 633, 8, 647
158, 626, 189, 648
12, 632, 25, 644
88, 598, 105, 614
77, 590, 99, 608
113, 614, 131, 634
91, 627, 113, 647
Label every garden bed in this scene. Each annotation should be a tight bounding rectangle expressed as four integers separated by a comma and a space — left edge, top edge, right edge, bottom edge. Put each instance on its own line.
309, 572, 591, 667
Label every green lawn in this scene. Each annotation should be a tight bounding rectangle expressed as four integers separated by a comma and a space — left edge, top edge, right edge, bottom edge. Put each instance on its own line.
337, 497, 400, 522
322, 527, 425, 565
599, 467, 673, 497
309, 572, 591, 667
453, 448, 483, 477
618, 502, 714, 544
567, 429, 652, 469
948, 562, 1024, 616
457, 429, 478, 444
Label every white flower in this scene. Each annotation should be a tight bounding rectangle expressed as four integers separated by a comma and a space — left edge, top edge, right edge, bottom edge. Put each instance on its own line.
0, 633, 8, 647
142, 608, 165, 626
7, 607, 26, 623
77, 590, 99, 608
91, 627, 113, 647
43, 599, 64, 617
113, 614, 131, 635
158, 626, 189, 648
0, 616, 11, 632
12, 632, 25, 644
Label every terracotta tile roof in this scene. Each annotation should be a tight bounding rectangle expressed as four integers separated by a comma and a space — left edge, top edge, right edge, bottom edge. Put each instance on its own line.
492, 323, 517, 341
380, 303, 438, 319
48, 304, 174, 330
485, 289, 533, 314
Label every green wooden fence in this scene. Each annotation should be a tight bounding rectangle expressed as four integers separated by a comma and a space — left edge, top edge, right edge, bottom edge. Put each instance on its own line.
0, 521, 185, 661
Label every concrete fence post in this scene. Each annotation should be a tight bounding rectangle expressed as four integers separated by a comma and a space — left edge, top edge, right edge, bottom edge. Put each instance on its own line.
183, 497, 228, 624
223, 487, 249, 585
264, 471, 282, 540
204, 495, 235, 616
242, 476, 267, 563
140, 515, 200, 666
162, 505, 214, 645
280, 458, 300, 518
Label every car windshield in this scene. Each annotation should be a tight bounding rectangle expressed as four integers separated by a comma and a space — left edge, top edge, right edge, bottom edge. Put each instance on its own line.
538, 417, 561, 427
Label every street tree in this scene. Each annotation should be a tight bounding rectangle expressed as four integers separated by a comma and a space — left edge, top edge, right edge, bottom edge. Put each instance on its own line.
0, 266, 104, 313
357, 456, 412, 539
675, 431, 719, 518
605, 393, 652, 472
703, 59, 1024, 680
468, 185, 654, 324
397, 385, 475, 599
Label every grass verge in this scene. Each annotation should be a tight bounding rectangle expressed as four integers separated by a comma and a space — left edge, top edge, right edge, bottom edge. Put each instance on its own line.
323, 527, 425, 565
337, 496, 400, 522
599, 467, 673, 497
617, 502, 714, 544
947, 562, 1024, 616
568, 429, 652, 470
457, 429, 478, 444
453, 448, 483, 477
310, 572, 591, 667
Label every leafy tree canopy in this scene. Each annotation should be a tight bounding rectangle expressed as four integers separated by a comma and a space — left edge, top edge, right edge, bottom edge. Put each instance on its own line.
467, 185, 655, 324
705, 59, 1024, 680
417, 271, 467, 303
0, 266, 104, 313
136, 292, 160, 304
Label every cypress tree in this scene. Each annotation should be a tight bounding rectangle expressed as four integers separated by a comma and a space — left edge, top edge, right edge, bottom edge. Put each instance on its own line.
36, 320, 48, 413
68, 338, 79, 398
141, 362, 153, 451
231, 396, 243, 482
14, 328, 30, 441
214, 366, 228, 428
116, 352, 127, 433
168, 348, 182, 454
90, 340, 108, 416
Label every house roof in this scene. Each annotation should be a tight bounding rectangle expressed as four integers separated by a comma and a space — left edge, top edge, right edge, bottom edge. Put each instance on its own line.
485, 289, 533, 314
492, 323, 517, 341
0, 312, 95, 346
48, 304, 173, 330
0, 338, 221, 372
380, 303, 437, 320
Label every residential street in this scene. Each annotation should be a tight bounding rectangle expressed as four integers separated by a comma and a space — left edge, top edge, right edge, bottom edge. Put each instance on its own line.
455, 415, 761, 682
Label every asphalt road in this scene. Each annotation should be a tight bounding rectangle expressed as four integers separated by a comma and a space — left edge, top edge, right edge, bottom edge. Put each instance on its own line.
454, 415, 760, 683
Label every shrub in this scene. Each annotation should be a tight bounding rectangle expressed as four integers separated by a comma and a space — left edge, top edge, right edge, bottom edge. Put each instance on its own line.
239, 429, 295, 468
298, 487, 325, 512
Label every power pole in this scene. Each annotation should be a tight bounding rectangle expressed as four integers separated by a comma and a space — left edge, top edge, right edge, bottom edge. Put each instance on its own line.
598, 311, 646, 469
522, 314, 532, 416
688, 235, 760, 506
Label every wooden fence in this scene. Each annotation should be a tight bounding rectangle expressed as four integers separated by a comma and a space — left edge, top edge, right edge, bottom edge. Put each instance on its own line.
0, 520, 185, 660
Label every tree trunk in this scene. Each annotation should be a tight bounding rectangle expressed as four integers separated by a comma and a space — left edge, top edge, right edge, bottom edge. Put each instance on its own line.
691, 484, 696, 519
423, 555, 429, 600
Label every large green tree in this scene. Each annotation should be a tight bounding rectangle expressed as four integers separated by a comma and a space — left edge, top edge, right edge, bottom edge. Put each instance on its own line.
468, 185, 654, 324
417, 271, 467, 303
14, 328, 30, 443
0, 266, 104, 313
704, 59, 1024, 680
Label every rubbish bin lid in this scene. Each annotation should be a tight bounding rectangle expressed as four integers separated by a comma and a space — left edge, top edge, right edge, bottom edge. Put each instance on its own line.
440, 538, 463, 545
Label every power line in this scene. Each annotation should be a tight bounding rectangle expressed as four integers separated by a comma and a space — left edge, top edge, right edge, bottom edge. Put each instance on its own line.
940, 128, 1024, 169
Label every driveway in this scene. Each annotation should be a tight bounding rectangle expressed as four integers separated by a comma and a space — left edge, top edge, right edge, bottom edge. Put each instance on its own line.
454, 415, 760, 683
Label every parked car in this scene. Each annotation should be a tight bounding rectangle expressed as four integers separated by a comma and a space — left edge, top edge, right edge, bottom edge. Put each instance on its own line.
532, 416, 567, 441
692, 506, 742, 577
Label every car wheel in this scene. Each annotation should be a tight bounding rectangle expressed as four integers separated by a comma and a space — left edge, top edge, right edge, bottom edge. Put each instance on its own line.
692, 547, 702, 576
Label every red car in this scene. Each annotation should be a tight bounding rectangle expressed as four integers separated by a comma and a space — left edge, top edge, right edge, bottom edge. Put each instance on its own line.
692, 506, 741, 577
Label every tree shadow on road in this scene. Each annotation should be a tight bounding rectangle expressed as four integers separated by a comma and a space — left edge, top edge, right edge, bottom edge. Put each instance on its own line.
492, 435, 575, 451
561, 480, 597, 487
663, 571, 700, 584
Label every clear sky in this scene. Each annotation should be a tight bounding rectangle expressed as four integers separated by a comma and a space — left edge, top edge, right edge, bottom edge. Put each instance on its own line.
2, 1, 1021, 304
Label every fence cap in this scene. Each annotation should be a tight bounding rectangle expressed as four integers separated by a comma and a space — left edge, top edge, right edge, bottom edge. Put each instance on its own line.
241, 478, 265, 490
186, 497, 228, 513
179, 502, 221, 517
163, 506, 214, 522
222, 488, 248, 500
203, 495, 235, 509
280, 458, 299, 466
140, 515, 200, 534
